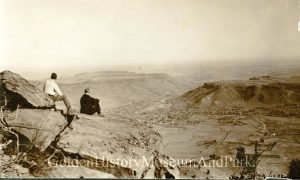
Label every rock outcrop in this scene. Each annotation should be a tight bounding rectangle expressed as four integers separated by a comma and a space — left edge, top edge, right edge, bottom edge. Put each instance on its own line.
0, 71, 163, 178
3, 109, 161, 178
5, 109, 68, 151
56, 114, 161, 178
0, 71, 53, 110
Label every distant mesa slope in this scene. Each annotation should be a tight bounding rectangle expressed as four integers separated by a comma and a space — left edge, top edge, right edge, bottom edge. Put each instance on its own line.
0, 71, 53, 110
179, 75, 300, 107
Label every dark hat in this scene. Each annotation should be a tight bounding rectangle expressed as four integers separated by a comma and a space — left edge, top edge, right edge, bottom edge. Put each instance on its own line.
84, 88, 90, 93
51, 73, 57, 79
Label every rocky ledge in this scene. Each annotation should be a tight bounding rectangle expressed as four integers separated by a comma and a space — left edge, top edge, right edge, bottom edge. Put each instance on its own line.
0, 71, 162, 178
0, 71, 54, 110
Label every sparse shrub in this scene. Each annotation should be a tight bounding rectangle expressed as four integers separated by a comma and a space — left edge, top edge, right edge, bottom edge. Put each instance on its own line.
231, 140, 275, 179
236, 146, 246, 166
288, 159, 300, 179
0, 105, 49, 176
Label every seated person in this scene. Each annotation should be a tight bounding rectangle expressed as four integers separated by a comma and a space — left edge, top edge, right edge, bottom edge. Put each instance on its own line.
80, 88, 104, 117
44, 73, 74, 115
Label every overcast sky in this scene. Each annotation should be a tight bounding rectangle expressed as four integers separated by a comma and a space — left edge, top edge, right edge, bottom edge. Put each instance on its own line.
0, 0, 299, 77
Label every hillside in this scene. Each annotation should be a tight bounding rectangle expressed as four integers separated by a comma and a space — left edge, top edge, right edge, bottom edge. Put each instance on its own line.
123, 74, 300, 178
179, 75, 300, 108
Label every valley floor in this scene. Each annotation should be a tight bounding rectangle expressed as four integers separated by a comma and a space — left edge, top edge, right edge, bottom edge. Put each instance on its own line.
110, 100, 300, 179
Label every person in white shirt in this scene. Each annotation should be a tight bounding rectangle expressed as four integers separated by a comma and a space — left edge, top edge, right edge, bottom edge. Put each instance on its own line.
43, 73, 72, 114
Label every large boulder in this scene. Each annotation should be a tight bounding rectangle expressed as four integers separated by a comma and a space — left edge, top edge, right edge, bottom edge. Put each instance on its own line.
6, 109, 68, 151
4, 110, 161, 178
0, 71, 53, 110
56, 114, 161, 178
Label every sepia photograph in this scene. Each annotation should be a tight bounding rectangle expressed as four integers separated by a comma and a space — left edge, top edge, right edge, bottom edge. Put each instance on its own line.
0, 0, 300, 179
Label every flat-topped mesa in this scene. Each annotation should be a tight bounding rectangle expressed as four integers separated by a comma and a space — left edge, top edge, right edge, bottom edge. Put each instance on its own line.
0, 71, 54, 110
179, 76, 300, 107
